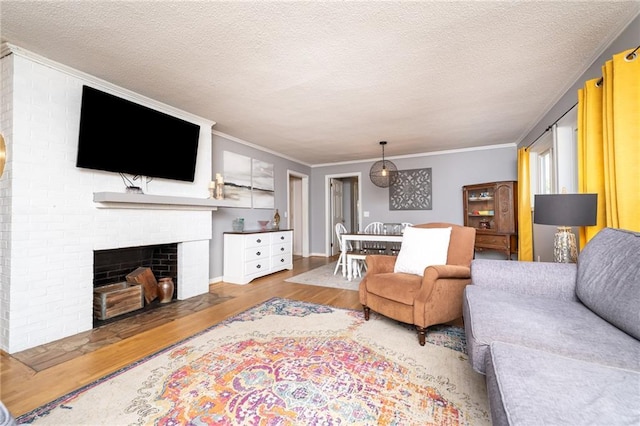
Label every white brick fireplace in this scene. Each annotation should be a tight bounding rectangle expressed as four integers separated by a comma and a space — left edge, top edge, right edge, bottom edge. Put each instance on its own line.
0, 45, 217, 353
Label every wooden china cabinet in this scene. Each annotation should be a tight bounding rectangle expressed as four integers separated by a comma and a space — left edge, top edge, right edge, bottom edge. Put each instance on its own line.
462, 181, 518, 259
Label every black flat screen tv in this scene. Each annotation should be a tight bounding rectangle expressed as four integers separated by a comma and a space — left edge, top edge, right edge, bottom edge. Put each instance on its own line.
76, 85, 201, 182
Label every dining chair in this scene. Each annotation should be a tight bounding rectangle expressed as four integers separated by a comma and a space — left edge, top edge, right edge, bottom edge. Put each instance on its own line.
390, 222, 413, 254
333, 223, 350, 276
347, 252, 367, 280
364, 221, 384, 234
363, 221, 385, 253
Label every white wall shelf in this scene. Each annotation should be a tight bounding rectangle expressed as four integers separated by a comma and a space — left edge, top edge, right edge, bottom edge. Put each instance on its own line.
93, 192, 236, 210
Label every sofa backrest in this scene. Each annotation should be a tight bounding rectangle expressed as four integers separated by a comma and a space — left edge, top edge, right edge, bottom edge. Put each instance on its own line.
576, 227, 640, 340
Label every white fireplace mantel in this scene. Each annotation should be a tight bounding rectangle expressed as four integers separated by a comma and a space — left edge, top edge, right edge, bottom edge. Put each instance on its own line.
93, 192, 237, 210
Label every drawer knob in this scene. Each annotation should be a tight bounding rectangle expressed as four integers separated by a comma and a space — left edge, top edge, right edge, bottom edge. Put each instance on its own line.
280, 258, 285, 262
256, 238, 262, 243
256, 251, 261, 256
256, 264, 262, 269
280, 247, 284, 251
280, 236, 285, 240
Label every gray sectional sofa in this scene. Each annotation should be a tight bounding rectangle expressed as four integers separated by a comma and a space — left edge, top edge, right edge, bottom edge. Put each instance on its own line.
463, 227, 640, 425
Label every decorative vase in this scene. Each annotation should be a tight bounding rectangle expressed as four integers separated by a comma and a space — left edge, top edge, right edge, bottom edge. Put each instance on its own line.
232, 218, 245, 232
157, 277, 175, 303
273, 209, 280, 230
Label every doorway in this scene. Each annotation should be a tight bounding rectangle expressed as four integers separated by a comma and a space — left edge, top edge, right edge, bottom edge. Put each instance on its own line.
287, 170, 309, 257
325, 173, 362, 256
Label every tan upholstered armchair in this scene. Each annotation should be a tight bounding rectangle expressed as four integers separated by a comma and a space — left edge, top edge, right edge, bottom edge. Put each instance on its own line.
358, 222, 476, 346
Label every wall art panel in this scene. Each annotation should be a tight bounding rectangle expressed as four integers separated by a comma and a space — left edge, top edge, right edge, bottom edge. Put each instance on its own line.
389, 168, 432, 210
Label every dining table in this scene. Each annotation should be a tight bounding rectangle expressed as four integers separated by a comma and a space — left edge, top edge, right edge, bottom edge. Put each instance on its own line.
340, 232, 404, 281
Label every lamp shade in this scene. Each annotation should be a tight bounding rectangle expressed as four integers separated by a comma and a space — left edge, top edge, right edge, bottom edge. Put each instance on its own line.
534, 194, 597, 226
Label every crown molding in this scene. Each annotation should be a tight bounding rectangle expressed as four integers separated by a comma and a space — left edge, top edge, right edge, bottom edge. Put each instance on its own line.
311, 143, 517, 168
1, 42, 215, 127
211, 129, 312, 167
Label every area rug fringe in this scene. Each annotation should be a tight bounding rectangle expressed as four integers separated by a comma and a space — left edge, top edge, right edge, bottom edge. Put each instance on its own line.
17, 298, 489, 425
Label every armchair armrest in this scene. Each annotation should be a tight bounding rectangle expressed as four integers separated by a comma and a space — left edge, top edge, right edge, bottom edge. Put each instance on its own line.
417, 264, 471, 302
423, 264, 471, 280
413, 264, 472, 328
470, 259, 578, 301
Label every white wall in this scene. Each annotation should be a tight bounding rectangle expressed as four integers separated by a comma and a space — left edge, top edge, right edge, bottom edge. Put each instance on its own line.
0, 47, 215, 353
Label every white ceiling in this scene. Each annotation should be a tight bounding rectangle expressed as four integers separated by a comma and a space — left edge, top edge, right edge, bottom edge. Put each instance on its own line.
1, 1, 639, 165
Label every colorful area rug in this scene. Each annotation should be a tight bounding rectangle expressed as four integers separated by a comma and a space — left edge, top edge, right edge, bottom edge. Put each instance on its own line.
18, 298, 490, 425
285, 261, 362, 290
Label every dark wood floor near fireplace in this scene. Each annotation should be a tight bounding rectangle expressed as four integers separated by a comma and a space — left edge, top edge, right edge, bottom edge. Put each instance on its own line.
12, 291, 235, 372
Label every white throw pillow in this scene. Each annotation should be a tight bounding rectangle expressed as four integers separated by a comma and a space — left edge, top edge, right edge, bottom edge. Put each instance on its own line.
393, 226, 452, 276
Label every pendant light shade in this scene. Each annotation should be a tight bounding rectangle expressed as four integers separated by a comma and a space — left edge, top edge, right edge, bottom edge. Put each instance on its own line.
369, 141, 397, 188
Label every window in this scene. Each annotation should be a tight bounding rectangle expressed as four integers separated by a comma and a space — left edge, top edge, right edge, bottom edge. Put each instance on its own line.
530, 129, 554, 204
529, 105, 578, 199
538, 148, 553, 194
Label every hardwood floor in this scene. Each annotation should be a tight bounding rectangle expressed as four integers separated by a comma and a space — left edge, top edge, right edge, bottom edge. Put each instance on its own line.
0, 255, 362, 418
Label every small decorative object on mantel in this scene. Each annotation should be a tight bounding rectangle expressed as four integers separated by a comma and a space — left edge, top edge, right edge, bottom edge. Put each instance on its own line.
213, 173, 224, 200
273, 209, 281, 229
258, 220, 270, 231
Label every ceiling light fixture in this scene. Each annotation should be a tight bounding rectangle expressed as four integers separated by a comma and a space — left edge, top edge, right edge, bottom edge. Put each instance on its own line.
369, 141, 398, 188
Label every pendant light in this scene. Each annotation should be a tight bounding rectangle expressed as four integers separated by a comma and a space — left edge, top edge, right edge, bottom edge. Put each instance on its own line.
369, 141, 397, 188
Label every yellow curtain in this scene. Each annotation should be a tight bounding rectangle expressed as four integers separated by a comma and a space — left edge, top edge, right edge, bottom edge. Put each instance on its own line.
517, 147, 533, 261
577, 48, 640, 247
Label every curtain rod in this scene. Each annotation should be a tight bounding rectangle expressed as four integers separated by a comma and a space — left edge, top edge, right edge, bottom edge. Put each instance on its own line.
526, 43, 640, 150
526, 101, 578, 149
596, 44, 640, 87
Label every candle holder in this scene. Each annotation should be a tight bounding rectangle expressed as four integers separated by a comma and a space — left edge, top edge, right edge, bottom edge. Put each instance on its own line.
215, 182, 224, 200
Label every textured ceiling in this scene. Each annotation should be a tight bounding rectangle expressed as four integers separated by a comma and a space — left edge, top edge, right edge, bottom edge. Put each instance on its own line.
1, 1, 639, 165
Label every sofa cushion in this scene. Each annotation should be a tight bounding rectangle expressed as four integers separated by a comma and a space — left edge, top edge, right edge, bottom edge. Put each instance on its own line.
576, 227, 640, 340
463, 285, 640, 374
485, 341, 640, 426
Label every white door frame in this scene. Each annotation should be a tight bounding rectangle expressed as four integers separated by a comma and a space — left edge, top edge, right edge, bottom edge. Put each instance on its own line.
324, 172, 362, 256
287, 170, 310, 257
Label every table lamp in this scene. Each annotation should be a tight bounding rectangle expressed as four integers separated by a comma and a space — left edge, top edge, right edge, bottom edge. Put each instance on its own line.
533, 194, 597, 263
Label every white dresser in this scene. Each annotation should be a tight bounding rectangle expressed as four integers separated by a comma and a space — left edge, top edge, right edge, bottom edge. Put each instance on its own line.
223, 229, 293, 284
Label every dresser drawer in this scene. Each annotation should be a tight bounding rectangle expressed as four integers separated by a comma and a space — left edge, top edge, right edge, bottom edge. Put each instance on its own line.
244, 234, 270, 248
272, 242, 291, 256
244, 258, 269, 275
271, 231, 291, 244
475, 234, 509, 250
271, 253, 291, 269
245, 246, 269, 262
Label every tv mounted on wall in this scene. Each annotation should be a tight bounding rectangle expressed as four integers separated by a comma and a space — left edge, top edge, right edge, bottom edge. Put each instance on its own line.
76, 85, 201, 182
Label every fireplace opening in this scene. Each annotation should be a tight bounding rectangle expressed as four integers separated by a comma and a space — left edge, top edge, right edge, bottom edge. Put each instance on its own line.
93, 243, 178, 328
